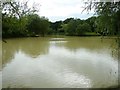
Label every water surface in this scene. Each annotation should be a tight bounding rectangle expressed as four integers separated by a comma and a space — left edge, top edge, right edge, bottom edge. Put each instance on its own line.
2, 36, 118, 88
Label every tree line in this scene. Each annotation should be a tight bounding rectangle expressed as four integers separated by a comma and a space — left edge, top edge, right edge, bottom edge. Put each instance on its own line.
2, 1, 50, 38
2, 1, 120, 38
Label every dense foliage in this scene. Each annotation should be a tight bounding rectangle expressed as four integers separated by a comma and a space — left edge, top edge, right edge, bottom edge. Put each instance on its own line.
2, 0, 120, 38
2, 0, 49, 38
84, 1, 120, 36
27, 14, 49, 36
50, 17, 100, 36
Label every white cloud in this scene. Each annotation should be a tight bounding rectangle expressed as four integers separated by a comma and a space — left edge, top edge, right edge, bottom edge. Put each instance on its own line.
21, 0, 95, 21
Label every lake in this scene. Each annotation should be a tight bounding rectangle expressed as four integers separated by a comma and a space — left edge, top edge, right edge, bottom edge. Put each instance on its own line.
1, 36, 118, 88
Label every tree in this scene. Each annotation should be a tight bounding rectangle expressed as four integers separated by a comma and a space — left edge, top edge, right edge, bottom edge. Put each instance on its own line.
65, 19, 80, 36
65, 20, 76, 35
2, 13, 26, 37
38, 17, 50, 36
84, 1, 120, 36
50, 21, 63, 34
2, 0, 38, 19
85, 16, 97, 32
63, 18, 74, 24
27, 15, 49, 36
76, 23, 91, 36
2, 0, 39, 38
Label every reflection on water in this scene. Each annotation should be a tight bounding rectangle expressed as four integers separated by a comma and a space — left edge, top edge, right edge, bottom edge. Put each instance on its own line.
2, 38, 49, 67
2, 37, 118, 88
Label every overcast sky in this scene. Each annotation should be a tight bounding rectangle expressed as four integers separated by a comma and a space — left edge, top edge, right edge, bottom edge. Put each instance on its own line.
21, 0, 95, 22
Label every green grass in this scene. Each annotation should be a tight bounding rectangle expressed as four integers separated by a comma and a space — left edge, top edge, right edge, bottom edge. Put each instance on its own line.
84, 32, 101, 36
